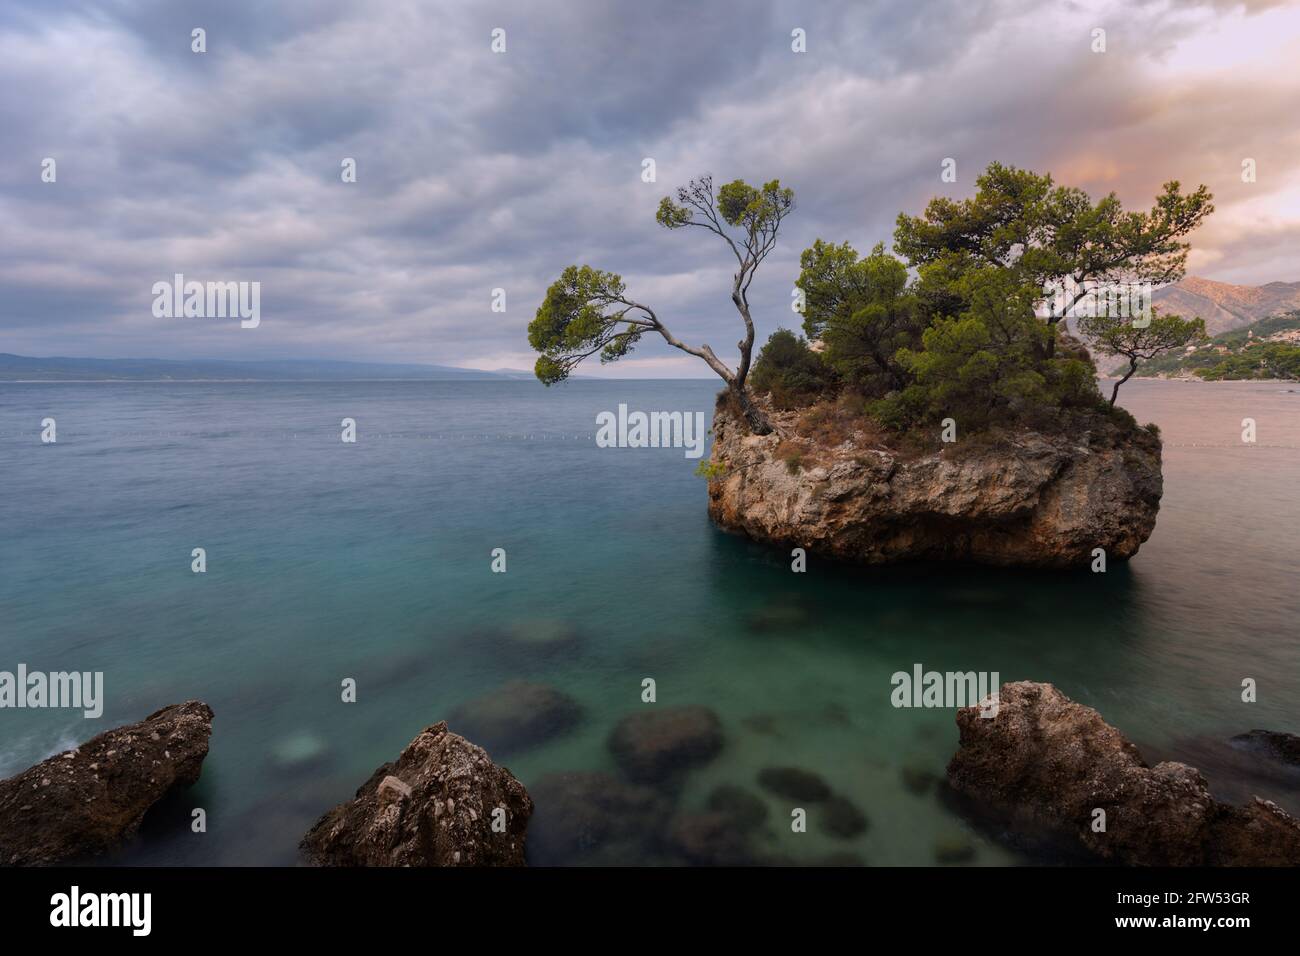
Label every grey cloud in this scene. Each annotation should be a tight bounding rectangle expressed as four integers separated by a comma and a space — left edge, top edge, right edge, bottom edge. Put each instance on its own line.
0, 0, 1295, 374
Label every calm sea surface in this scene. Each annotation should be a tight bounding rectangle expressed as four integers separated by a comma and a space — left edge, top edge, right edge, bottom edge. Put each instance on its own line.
1, 378, 1297, 865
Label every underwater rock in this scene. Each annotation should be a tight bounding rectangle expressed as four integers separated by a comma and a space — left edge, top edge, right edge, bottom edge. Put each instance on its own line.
706, 784, 769, 832
901, 761, 941, 795
607, 706, 724, 784
934, 834, 976, 864
819, 795, 869, 838
1229, 730, 1300, 768
757, 766, 832, 802
665, 811, 759, 866
270, 730, 331, 773
526, 770, 672, 865
449, 680, 583, 756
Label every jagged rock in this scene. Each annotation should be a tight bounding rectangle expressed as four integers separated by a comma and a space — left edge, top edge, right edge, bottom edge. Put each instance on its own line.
526, 770, 672, 865
706, 401, 1161, 568
607, 706, 724, 784
0, 701, 214, 866
757, 766, 832, 802
947, 681, 1300, 865
449, 680, 582, 756
301, 721, 531, 866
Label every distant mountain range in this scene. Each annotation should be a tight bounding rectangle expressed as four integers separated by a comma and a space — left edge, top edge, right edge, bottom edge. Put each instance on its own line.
1151, 276, 1300, 335
0, 355, 540, 382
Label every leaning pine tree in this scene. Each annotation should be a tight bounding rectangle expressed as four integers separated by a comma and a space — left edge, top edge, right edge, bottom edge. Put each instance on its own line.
528, 175, 794, 434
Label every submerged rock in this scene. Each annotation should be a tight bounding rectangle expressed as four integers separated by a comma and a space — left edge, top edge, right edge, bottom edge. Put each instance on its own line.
449, 680, 582, 756
665, 811, 760, 866
0, 701, 214, 866
901, 761, 941, 796
947, 681, 1300, 865
1229, 730, 1300, 767
706, 401, 1162, 568
270, 730, 331, 773
301, 720, 531, 866
757, 766, 832, 802
819, 795, 869, 838
526, 770, 672, 865
706, 784, 769, 832
607, 706, 724, 784
933, 834, 976, 864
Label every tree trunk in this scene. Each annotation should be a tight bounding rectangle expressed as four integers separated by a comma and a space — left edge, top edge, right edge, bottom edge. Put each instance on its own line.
1109, 357, 1138, 406
730, 383, 773, 435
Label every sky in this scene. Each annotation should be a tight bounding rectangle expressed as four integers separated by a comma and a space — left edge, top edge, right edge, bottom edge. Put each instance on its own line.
2, 0, 1298, 377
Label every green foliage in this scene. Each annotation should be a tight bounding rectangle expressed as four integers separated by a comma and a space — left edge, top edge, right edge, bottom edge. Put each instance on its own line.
749, 329, 837, 409
1079, 309, 1206, 402
797, 241, 921, 391
794, 161, 1212, 431
1197, 342, 1300, 380
694, 459, 728, 480
894, 162, 1214, 315
1137, 312, 1300, 380
528, 265, 644, 384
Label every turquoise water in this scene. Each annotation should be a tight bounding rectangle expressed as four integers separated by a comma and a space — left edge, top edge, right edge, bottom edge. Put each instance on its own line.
1, 378, 1297, 865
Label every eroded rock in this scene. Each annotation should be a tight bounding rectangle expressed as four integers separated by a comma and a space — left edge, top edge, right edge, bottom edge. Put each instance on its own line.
706, 401, 1162, 568
947, 681, 1300, 865
301, 720, 531, 866
0, 701, 214, 866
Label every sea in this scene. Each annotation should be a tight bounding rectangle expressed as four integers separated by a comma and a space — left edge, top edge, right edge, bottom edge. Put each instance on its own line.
1, 377, 1297, 865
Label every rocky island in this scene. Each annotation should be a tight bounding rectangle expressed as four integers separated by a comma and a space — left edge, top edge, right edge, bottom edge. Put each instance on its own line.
530, 165, 1212, 568
706, 394, 1162, 567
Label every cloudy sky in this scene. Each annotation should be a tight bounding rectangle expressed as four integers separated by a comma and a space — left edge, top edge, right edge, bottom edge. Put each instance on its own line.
2, 0, 1298, 376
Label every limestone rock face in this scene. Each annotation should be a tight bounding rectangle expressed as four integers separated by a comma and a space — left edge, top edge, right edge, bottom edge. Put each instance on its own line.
947, 681, 1300, 865
301, 721, 531, 866
0, 701, 214, 866
706, 403, 1162, 568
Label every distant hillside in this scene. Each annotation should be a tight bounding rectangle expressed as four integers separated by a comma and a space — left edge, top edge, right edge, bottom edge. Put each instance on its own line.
1151, 276, 1300, 335
1134, 311, 1300, 381
0, 354, 538, 382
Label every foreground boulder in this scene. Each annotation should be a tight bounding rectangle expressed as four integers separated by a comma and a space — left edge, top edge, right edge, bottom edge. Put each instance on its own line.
706, 401, 1161, 567
947, 681, 1300, 865
0, 701, 214, 865
301, 721, 531, 866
